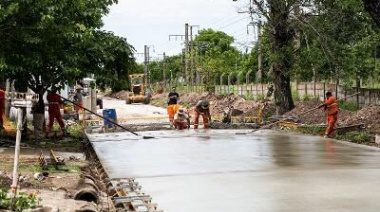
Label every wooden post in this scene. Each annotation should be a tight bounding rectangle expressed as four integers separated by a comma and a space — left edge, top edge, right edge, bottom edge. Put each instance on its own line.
11, 108, 23, 192
356, 75, 360, 109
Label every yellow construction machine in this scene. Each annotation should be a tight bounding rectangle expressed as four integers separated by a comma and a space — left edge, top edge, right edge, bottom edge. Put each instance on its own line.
126, 74, 151, 104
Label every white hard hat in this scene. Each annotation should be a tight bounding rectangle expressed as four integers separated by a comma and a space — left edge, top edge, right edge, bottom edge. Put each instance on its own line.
178, 108, 185, 115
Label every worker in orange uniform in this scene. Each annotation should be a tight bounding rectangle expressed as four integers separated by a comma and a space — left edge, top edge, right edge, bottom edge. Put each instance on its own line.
0, 88, 5, 131
74, 85, 83, 113
194, 100, 211, 129
173, 108, 190, 130
318, 91, 339, 138
46, 90, 65, 133
167, 86, 180, 127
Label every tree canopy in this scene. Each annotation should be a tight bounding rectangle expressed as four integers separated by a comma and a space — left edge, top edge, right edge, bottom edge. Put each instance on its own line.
0, 0, 137, 93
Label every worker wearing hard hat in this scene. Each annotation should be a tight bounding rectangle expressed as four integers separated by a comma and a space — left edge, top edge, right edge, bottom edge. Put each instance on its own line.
173, 108, 190, 130
318, 91, 339, 138
74, 85, 83, 113
193, 99, 211, 129
167, 86, 180, 127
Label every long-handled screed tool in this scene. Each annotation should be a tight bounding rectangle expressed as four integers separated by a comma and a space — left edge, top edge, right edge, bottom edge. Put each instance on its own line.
250, 92, 361, 133
56, 92, 155, 139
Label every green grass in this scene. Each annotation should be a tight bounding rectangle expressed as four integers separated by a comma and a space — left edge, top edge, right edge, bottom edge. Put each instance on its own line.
255, 94, 265, 101
298, 126, 324, 135
336, 131, 372, 144
338, 101, 359, 111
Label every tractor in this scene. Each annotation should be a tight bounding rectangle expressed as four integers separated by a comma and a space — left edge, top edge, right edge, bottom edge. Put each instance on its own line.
126, 74, 151, 104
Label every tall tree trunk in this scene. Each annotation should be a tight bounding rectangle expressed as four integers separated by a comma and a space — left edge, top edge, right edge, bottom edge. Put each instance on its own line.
362, 0, 380, 28
269, 1, 295, 115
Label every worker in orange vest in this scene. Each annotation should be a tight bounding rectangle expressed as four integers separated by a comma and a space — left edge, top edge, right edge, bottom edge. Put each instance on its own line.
46, 90, 65, 133
0, 88, 5, 131
194, 100, 211, 129
167, 86, 180, 127
318, 91, 339, 138
173, 108, 190, 130
74, 85, 83, 113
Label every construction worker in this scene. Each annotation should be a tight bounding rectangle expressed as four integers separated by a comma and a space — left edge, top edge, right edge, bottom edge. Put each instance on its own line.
194, 99, 211, 129
46, 90, 65, 133
173, 108, 190, 130
74, 85, 83, 113
167, 86, 180, 127
0, 88, 5, 131
222, 106, 233, 124
32, 85, 45, 139
318, 91, 339, 138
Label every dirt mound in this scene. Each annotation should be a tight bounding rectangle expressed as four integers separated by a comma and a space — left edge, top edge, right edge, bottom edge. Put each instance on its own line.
110, 90, 129, 100
152, 93, 167, 100
341, 106, 380, 134
0, 171, 12, 187
146, 92, 380, 134
284, 101, 354, 125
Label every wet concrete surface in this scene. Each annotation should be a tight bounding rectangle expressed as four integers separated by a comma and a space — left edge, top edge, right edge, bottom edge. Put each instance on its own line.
88, 130, 380, 212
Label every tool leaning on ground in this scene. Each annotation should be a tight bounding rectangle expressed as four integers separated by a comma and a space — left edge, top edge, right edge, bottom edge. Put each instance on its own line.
55, 92, 155, 139
250, 92, 361, 133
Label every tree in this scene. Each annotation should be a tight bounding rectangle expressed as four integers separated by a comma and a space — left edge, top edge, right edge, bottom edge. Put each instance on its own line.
0, 0, 119, 94
297, 0, 379, 85
94, 31, 138, 92
193, 29, 242, 85
362, 0, 380, 28
233, 0, 296, 114
0, 0, 141, 132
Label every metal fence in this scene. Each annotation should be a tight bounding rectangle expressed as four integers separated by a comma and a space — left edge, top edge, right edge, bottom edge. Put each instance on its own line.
154, 80, 380, 107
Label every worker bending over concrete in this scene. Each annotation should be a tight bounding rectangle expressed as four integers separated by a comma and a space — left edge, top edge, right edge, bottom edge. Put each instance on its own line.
173, 108, 190, 130
167, 86, 179, 127
194, 100, 211, 129
318, 91, 339, 138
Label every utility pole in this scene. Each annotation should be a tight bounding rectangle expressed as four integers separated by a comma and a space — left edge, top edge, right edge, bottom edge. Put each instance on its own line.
185, 23, 189, 85
190, 25, 194, 86
256, 21, 262, 83
182, 48, 186, 83
163, 52, 166, 84
189, 25, 199, 87
144, 45, 150, 86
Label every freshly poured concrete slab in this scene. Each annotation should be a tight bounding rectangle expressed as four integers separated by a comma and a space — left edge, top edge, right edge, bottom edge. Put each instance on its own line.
89, 130, 380, 212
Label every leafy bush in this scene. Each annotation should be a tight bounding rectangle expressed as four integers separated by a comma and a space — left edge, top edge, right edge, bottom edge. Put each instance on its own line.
0, 186, 39, 211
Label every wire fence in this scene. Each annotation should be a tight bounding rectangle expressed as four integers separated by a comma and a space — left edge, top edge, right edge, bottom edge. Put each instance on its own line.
154, 81, 380, 107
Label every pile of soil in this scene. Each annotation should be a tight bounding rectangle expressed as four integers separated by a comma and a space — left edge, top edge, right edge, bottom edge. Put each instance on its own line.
341, 106, 380, 134
109, 90, 129, 100
284, 101, 354, 125
0, 171, 12, 187
153, 92, 380, 134
153, 92, 270, 117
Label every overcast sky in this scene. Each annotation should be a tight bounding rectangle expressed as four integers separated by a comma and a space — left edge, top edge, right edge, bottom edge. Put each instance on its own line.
102, 0, 257, 63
